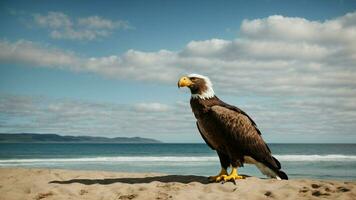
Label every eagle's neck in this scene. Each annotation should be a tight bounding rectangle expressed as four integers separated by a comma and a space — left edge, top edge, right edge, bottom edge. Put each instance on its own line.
190, 96, 221, 118
191, 86, 215, 100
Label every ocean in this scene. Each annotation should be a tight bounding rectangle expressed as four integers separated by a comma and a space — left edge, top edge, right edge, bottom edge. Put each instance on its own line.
0, 143, 355, 180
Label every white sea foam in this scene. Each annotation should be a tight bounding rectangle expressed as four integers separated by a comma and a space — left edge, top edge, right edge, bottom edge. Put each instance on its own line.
0, 156, 218, 163
0, 154, 355, 165
275, 154, 356, 161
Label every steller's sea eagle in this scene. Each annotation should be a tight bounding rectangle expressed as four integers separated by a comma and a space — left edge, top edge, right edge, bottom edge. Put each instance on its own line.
178, 74, 288, 182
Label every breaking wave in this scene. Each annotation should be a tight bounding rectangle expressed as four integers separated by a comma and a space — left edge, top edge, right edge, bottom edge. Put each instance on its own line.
0, 154, 356, 165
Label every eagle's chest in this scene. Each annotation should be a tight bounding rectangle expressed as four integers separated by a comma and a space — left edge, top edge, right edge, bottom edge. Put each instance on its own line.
190, 98, 226, 150
197, 116, 224, 150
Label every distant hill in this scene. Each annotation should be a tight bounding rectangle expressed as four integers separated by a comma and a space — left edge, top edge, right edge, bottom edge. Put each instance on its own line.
0, 133, 162, 143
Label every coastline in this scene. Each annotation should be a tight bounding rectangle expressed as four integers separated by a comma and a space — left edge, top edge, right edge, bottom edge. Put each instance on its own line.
0, 168, 355, 200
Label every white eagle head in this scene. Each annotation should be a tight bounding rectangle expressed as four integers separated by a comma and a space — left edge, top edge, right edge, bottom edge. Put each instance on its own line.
178, 74, 215, 99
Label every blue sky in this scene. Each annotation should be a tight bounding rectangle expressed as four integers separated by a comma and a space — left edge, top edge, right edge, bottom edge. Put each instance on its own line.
1, 0, 356, 143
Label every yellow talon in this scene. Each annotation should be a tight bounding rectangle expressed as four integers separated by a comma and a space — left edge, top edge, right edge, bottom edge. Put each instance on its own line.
222, 167, 244, 182
208, 168, 228, 182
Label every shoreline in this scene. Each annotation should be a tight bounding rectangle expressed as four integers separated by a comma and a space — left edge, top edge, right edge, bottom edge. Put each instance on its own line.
0, 168, 355, 200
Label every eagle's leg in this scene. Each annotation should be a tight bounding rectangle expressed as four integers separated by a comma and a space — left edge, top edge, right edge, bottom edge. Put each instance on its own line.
222, 167, 244, 182
208, 151, 229, 182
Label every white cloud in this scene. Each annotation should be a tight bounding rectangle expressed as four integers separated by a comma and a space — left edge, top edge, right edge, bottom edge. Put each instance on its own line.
34, 12, 72, 29
240, 13, 356, 45
181, 39, 231, 57
33, 11, 131, 40
0, 40, 81, 68
133, 103, 171, 112
78, 16, 130, 30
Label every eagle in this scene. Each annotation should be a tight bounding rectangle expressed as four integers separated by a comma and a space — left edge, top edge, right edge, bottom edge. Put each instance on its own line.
178, 74, 288, 182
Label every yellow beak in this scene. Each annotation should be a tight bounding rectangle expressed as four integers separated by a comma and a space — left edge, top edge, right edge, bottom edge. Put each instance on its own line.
178, 76, 193, 88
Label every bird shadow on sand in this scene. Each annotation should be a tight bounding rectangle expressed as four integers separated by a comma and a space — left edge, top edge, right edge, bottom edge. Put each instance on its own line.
49, 175, 210, 185
49, 174, 251, 185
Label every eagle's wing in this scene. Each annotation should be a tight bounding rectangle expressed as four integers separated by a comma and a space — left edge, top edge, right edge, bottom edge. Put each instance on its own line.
210, 105, 279, 169
196, 121, 215, 150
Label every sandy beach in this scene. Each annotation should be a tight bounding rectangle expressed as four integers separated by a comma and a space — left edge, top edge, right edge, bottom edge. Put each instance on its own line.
0, 168, 354, 200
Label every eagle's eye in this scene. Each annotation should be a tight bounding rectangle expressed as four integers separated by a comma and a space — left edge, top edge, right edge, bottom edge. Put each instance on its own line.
190, 77, 197, 81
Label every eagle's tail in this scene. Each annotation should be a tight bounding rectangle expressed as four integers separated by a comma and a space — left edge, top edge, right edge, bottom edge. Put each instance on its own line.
272, 156, 289, 180
276, 169, 288, 180
255, 156, 288, 180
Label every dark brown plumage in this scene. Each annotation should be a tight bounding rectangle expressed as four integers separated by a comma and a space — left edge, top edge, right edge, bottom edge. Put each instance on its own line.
178, 74, 288, 181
